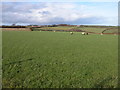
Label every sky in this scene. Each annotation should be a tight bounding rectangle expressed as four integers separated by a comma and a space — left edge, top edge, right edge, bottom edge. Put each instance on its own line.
1, 0, 119, 2
1, 1, 118, 26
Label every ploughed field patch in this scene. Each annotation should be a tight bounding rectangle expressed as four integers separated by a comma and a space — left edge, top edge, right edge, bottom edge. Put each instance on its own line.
2, 28, 31, 31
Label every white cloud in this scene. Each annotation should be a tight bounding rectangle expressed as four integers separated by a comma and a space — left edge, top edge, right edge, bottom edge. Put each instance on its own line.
2, 2, 118, 25
27, 3, 92, 22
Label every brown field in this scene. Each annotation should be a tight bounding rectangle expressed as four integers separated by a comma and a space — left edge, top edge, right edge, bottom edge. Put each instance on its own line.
1, 28, 31, 31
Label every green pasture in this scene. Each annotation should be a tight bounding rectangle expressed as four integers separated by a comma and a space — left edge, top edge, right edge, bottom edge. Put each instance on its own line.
32, 26, 75, 31
77, 27, 107, 33
102, 28, 118, 34
32, 26, 117, 33
2, 31, 118, 88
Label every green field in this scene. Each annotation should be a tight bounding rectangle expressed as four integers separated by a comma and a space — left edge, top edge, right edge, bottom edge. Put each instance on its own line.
32, 26, 75, 32
35, 26, 75, 30
32, 26, 118, 34
77, 27, 106, 33
2, 31, 118, 88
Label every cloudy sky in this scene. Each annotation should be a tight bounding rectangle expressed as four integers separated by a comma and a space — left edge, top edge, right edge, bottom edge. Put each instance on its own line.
1, 1, 118, 26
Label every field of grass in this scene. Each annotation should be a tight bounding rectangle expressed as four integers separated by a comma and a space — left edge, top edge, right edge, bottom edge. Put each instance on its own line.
32, 26, 110, 33
102, 28, 118, 34
76, 27, 107, 33
32, 26, 75, 31
2, 31, 118, 88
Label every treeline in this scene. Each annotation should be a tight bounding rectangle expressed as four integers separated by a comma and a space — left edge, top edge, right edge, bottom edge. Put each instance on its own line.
1, 26, 26, 28
80, 25, 117, 28
1, 25, 117, 28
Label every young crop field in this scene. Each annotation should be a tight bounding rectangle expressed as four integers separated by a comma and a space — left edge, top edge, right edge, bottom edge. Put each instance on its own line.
2, 31, 118, 88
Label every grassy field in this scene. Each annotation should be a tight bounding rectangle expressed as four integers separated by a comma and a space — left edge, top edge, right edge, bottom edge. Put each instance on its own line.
102, 28, 118, 34
32, 26, 75, 31
77, 27, 107, 33
2, 31, 118, 88
32, 26, 117, 34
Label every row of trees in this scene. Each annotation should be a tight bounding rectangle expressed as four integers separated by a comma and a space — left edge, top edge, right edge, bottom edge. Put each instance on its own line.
79, 25, 117, 28
1, 26, 26, 28
1, 24, 117, 28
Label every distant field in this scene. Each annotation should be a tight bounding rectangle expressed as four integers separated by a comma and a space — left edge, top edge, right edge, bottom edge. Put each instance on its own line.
32, 26, 75, 31
1, 26, 118, 34
3, 31, 118, 88
2, 28, 31, 31
102, 28, 118, 34
32, 26, 118, 34
76, 27, 107, 33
